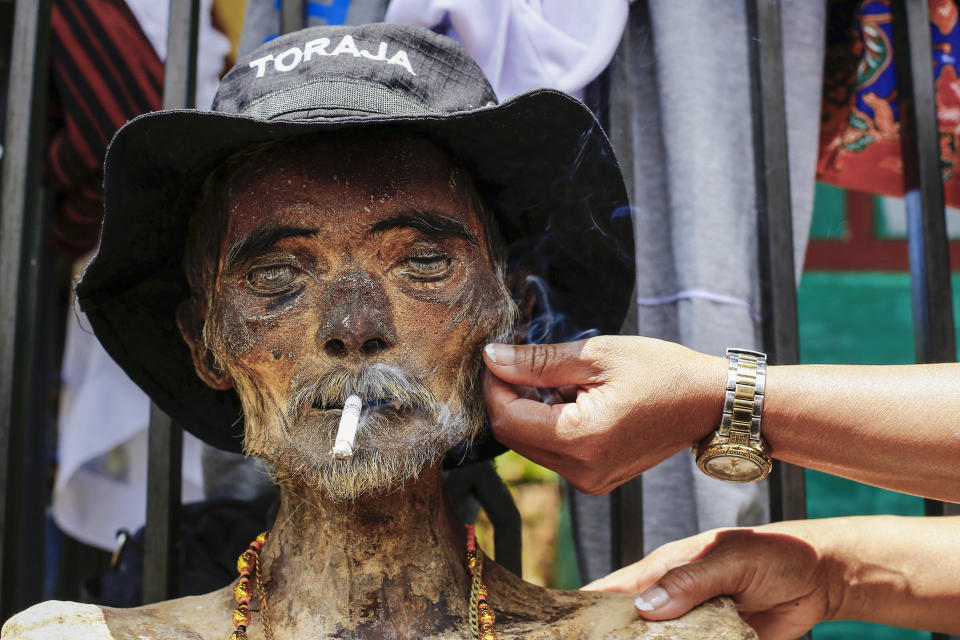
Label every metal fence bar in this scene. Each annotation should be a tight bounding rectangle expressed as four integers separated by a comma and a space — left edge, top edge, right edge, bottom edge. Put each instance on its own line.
607, 1, 643, 570
143, 406, 183, 603
281, 0, 305, 34
889, 3, 960, 638
142, 0, 200, 605
745, 0, 808, 533
163, 0, 200, 110
0, 0, 53, 620
611, 479, 644, 569
894, 0, 957, 365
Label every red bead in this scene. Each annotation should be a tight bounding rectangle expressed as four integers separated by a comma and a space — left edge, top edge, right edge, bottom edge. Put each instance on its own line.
465, 524, 476, 552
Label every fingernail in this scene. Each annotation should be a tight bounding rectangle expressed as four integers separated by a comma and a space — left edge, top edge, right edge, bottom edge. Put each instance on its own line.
634, 585, 669, 612
484, 343, 514, 366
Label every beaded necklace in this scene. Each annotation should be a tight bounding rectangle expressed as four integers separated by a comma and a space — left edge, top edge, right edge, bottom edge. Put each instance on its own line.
229, 526, 496, 639
465, 524, 498, 640
230, 531, 272, 640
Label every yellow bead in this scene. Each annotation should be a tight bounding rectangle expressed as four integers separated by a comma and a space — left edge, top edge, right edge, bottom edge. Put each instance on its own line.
234, 577, 252, 603
477, 584, 488, 601
479, 628, 497, 640
237, 550, 256, 575
232, 605, 251, 627
250, 531, 269, 552
229, 630, 247, 640
466, 552, 477, 572
478, 602, 495, 626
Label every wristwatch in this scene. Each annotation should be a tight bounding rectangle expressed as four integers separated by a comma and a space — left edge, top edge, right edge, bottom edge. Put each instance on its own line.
694, 348, 772, 482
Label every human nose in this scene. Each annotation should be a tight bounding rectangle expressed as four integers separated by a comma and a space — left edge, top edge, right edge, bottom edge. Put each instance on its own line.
316, 270, 397, 358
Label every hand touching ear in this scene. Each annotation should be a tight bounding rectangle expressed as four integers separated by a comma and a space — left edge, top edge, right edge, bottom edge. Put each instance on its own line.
482, 336, 725, 495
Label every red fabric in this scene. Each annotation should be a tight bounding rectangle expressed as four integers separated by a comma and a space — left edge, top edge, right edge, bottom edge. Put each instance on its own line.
817, 0, 960, 207
46, 0, 163, 257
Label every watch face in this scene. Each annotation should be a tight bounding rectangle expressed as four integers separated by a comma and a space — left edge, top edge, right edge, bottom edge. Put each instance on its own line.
703, 452, 764, 482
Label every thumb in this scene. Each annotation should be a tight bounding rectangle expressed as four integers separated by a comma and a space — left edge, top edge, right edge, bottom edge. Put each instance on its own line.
483, 340, 599, 388
632, 556, 739, 621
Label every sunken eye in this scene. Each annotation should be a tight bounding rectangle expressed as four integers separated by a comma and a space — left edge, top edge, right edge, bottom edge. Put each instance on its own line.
247, 264, 298, 292
400, 254, 453, 279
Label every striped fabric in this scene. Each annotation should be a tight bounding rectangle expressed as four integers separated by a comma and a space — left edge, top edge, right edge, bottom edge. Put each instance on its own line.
46, 0, 163, 257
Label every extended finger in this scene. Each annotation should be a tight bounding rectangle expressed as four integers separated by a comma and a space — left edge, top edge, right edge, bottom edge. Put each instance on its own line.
483, 340, 600, 388
582, 535, 705, 593
632, 553, 743, 621
581, 562, 664, 594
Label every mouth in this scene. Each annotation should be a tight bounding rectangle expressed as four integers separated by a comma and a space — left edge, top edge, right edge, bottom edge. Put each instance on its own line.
312, 397, 403, 412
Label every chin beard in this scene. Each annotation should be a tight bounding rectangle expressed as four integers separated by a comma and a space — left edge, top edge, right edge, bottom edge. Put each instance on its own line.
233, 361, 486, 502
268, 407, 466, 501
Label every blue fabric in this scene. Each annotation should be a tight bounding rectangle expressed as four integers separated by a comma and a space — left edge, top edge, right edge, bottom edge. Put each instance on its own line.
271, 0, 351, 25
262, 0, 351, 43
306, 0, 351, 24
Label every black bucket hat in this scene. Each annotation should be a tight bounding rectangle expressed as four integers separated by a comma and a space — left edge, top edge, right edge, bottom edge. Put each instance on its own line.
76, 22, 634, 455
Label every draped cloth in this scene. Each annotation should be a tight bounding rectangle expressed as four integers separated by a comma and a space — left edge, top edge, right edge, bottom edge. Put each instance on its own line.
818, 0, 960, 206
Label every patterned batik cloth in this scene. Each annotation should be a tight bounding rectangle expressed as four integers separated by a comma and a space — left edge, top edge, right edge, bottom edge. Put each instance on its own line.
818, 0, 960, 205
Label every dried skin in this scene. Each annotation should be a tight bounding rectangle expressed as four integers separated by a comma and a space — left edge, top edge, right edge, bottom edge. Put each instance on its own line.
0, 135, 758, 639
196, 133, 517, 500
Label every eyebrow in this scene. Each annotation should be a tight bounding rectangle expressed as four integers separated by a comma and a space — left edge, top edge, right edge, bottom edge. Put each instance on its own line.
369, 210, 478, 246
223, 224, 321, 269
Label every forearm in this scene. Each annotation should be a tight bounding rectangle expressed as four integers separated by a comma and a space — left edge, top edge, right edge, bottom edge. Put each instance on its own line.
753, 363, 960, 501
797, 515, 960, 632
483, 336, 960, 498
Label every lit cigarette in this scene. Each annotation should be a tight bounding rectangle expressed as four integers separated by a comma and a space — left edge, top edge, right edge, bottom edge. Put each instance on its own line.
332, 394, 362, 459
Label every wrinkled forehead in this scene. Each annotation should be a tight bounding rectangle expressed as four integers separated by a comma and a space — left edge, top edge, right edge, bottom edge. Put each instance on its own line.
219, 131, 487, 239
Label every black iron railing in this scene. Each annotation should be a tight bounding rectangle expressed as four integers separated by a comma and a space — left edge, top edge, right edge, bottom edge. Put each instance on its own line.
0, 0, 53, 618
140, 0, 201, 605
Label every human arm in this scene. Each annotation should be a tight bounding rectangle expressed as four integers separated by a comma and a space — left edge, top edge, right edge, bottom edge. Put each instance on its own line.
482, 336, 960, 501
581, 515, 960, 639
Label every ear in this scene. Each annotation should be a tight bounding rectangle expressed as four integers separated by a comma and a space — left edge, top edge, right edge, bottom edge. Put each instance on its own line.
505, 267, 537, 344
176, 297, 233, 390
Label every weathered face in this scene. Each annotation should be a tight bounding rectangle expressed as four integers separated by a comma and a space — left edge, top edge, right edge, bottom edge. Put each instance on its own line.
188, 133, 516, 500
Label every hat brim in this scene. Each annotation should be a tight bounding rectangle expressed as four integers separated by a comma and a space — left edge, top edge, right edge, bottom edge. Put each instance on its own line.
76, 88, 634, 455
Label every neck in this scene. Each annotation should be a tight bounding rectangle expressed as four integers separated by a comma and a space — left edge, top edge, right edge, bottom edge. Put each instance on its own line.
258, 465, 472, 638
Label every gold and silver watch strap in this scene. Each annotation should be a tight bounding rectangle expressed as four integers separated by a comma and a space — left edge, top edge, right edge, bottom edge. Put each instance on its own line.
718, 348, 766, 447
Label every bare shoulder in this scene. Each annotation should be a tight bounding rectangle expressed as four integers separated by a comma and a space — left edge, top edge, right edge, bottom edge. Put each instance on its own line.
485, 561, 757, 640
556, 592, 758, 640
1, 586, 235, 640
2, 600, 111, 640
